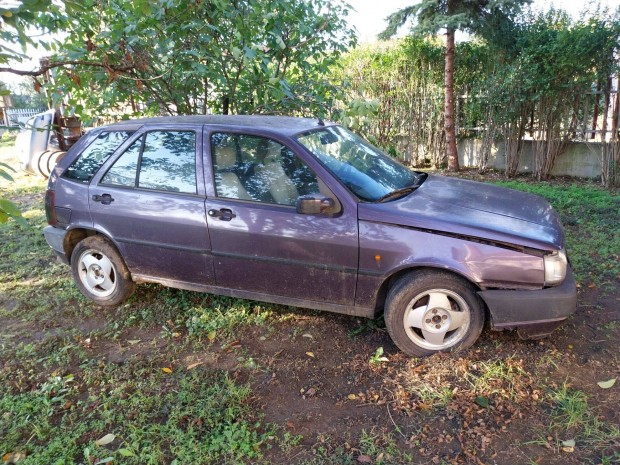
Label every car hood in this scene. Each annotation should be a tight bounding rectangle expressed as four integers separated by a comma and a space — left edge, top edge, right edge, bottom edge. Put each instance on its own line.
358, 174, 564, 251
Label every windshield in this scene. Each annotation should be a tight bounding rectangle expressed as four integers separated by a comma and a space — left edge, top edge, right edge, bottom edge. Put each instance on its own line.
297, 126, 423, 202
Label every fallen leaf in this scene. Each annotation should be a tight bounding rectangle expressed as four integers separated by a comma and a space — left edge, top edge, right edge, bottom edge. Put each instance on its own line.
223, 340, 241, 351
561, 439, 575, 453
127, 340, 141, 345
357, 454, 372, 463
162, 367, 173, 374
597, 378, 616, 389
186, 361, 204, 370
306, 387, 317, 396
207, 331, 216, 341
348, 394, 357, 400
475, 396, 489, 408
2, 452, 26, 463
95, 433, 116, 446
302, 333, 313, 339
306, 351, 315, 358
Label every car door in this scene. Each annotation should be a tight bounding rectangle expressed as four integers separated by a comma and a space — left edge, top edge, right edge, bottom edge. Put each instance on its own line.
203, 129, 358, 306
89, 125, 214, 285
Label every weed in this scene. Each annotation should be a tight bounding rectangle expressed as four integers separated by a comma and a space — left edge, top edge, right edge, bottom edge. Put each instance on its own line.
465, 357, 527, 399
369, 346, 389, 364
296, 430, 414, 465
277, 430, 304, 454
544, 383, 620, 454
1, 362, 276, 464
185, 298, 274, 340
348, 316, 384, 337
548, 383, 590, 431
413, 384, 455, 407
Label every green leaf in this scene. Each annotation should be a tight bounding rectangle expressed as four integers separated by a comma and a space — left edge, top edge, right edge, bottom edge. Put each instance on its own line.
95, 458, 114, 465
597, 378, 616, 389
12, 215, 28, 227
0, 199, 21, 216
0, 161, 15, 172
0, 169, 14, 182
117, 448, 135, 457
0, 210, 8, 224
475, 396, 489, 408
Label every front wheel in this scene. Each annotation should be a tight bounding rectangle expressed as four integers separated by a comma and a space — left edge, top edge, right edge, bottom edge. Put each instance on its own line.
71, 235, 135, 307
384, 270, 485, 357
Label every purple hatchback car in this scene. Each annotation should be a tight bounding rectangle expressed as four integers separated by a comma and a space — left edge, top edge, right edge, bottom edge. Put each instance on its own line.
43, 116, 576, 356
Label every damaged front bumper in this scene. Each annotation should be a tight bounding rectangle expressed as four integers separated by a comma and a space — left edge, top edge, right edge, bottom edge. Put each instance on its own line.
478, 265, 577, 339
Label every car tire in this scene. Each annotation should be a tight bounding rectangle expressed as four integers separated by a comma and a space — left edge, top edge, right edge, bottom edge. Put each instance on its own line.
384, 270, 485, 357
71, 235, 135, 307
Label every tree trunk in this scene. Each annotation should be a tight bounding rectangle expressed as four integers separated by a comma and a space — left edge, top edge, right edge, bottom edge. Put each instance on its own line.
444, 27, 459, 171
592, 80, 601, 139
222, 95, 230, 115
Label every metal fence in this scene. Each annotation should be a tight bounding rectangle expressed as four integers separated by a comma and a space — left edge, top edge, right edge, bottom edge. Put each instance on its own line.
456, 89, 620, 142
2, 108, 47, 127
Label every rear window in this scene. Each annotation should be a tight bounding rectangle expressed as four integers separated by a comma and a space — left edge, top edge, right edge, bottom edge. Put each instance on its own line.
63, 131, 131, 183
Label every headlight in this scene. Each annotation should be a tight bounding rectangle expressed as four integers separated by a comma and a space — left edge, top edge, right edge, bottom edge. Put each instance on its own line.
544, 250, 567, 286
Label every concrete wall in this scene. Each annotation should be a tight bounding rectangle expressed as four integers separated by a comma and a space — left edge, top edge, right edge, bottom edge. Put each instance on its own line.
458, 139, 603, 178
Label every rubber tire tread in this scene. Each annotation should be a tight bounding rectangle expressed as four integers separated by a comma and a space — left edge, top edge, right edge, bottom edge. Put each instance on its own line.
384, 270, 485, 357
71, 235, 135, 307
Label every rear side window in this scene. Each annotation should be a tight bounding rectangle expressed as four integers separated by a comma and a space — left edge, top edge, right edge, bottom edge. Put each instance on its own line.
101, 131, 197, 194
139, 131, 196, 193
63, 131, 131, 183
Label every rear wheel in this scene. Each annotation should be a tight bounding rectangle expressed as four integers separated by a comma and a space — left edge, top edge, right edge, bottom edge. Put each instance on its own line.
71, 235, 134, 306
385, 270, 485, 357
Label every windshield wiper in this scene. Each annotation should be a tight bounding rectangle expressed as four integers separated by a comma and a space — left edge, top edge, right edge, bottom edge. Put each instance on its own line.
375, 174, 427, 203
375, 185, 419, 203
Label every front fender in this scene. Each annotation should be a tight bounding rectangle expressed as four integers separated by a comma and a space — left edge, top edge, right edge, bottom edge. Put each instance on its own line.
355, 221, 544, 308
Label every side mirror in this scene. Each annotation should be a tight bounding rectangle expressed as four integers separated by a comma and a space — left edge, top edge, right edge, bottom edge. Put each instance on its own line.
296, 194, 336, 215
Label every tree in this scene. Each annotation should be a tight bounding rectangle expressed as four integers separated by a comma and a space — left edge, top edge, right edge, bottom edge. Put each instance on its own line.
1, 0, 356, 120
379, 0, 530, 171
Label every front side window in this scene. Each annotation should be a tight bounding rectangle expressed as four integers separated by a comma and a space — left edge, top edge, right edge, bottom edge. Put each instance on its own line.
64, 131, 131, 183
297, 126, 424, 202
211, 133, 319, 206
101, 131, 197, 194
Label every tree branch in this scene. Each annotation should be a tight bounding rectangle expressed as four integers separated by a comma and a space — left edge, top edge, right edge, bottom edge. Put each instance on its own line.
0, 60, 135, 77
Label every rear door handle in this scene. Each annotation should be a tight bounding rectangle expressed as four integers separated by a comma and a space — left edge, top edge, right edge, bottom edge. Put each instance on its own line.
92, 194, 114, 205
208, 208, 236, 221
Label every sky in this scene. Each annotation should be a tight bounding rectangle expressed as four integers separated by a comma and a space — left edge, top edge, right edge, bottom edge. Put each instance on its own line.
346, 0, 620, 43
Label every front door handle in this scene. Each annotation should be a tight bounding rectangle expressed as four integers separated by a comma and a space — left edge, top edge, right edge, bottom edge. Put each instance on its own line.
208, 208, 236, 221
92, 193, 114, 205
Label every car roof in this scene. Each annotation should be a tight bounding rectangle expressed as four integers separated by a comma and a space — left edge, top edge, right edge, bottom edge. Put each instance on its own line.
105, 115, 334, 137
